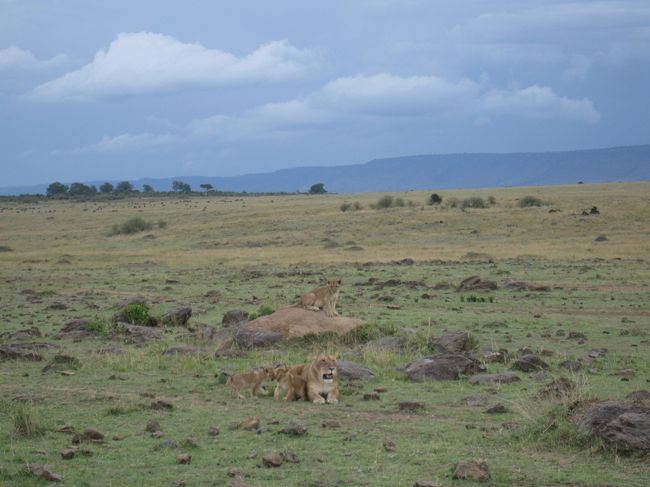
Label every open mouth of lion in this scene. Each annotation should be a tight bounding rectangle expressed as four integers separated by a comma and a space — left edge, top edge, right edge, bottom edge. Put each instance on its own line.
322, 372, 334, 382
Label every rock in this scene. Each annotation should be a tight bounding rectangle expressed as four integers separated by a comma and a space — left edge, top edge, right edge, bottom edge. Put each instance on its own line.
42, 354, 81, 373
363, 391, 381, 401
463, 395, 492, 407
458, 276, 497, 291
204, 290, 221, 303
171, 481, 186, 487
362, 336, 402, 352
238, 417, 260, 431
116, 323, 162, 344
574, 400, 650, 453
161, 307, 192, 327
60, 449, 76, 460
452, 460, 490, 482
234, 307, 363, 348
568, 331, 587, 340
595, 235, 608, 242
2, 326, 42, 340
538, 378, 575, 398
27, 464, 62, 482
161, 346, 207, 356
228, 466, 245, 477
511, 354, 549, 372
151, 399, 173, 410
208, 426, 220, 436
413, 482, 440, 487
469, 372, 520, 385
0, 344, 43, 361
145, 420, 161, 433
502, 279, 550, 292
336, 360, 375, 381
382, 438, 396, 451
626, 390, 650, 402
222, 310, 249, 327
262, 452, 283, 468
404, 354, 485, 382
279, 421, 307, 436
82, 428, 104, 441
321, 420, 341, 428
176, 453, 191, 464
398, 401, 426, 412
485, 404, 508, 414
229, 476, 251, 487
558, 360, 582, 372
54, 319, 99, 340
280, 448, 300, 463
483, 351, 507, 363
116, 296, 147, 309
374, 386, 388, 393
431, 331, 475, 353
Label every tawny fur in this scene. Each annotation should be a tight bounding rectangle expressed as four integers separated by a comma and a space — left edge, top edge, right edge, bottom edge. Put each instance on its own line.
226, 367, 272, 398
295, 279, 341, 317
273, 365, 307, 401
301, 354, 339, 405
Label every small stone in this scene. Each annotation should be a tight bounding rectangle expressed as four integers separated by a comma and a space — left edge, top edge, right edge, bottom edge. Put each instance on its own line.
374, 386, 388, 393
28, 464, 62, 482
208, 426, 220, 436
55, 425, 75, 434
279, 421, 307, 436
151, 399, 173, 410
485, 403, 508, 414
171, 481, 186, 487
83, 428, 104, 441
262, 452, 283, 468
413, 482, 440, 487
321, 419, 341, 429
146, 420, 161, 433
363, 391, 380, 401
238, 417, 260, 431
151, 431, 164, 439
280, 448, 300, 463
112, 434, 125, 441
176, 453, 191, 464
60, 449, 76, 460
452, 460, 490, 482
383, 438, 396, 452
228, 466, 245, 478
398, 401, 426, 411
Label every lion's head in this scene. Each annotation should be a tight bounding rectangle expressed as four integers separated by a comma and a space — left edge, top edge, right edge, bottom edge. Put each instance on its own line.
272, 366, 289, 380
309, 354, 337, 384
327, 279, 342, 292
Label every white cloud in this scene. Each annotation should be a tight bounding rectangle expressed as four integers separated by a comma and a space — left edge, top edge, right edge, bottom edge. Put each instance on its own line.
31, 32, 316, 101
189, 73, 600, 141
482, 85, 601, 123
67, 133, 180, 154
564, 54, 592, 79
0, 45, 67, 71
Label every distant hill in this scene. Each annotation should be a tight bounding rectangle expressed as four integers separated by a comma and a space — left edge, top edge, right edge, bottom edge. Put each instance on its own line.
2, 144, 649, 195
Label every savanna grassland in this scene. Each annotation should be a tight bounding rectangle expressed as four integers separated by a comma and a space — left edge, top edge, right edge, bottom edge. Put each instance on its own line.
1, 182, 649, 486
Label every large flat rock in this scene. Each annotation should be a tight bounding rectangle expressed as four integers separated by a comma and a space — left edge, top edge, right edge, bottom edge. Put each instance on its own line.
234, 307, 363, 348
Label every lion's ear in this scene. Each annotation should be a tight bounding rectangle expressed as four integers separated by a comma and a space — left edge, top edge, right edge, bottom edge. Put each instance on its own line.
337, 279, 342, 284
328, 354, 337, 361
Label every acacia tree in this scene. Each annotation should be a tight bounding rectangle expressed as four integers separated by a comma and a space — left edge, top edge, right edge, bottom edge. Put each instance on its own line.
172, 180, 192, 193
142, 184, 154, 193
99, 182, 114, 193
46, 182, 68, 197
68, 182, 96, 196
115, 181, 134, 193
200, 183, 214, 192
309, 183, 327, 194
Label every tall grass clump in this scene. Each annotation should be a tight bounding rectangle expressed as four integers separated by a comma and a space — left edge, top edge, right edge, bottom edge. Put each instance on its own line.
12, 402, 46, 437
460, 197, 488, 209
110, 217, 153, 236
518, 195, 547, 207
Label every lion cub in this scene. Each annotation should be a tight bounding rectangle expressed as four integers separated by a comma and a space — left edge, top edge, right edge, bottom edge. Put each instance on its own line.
226, 367, 273, 398
273, 365, 307, 401
296, 278, 342, 317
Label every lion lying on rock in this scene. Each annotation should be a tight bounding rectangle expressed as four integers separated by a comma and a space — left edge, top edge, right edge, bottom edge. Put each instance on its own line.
294, 279, 341, 317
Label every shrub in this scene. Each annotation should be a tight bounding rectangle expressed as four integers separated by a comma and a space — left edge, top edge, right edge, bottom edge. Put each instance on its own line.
445, 197, 459, 208
519, 196, 545, 207
461, 197, 488, 209
157, 220, 168, 229
394, 197, 405, 207
340, 202, 351, 212
375, 195, 394, 209
352, 201, 362, 210
121, 303, 151, 325
309, 183, 327, 194
0, 245, 13, 252
110, 217, 153, 236
488, 195, 496, 205
82, 320, 110, 336
248, 304, 275, 321
428, 193, 442, 205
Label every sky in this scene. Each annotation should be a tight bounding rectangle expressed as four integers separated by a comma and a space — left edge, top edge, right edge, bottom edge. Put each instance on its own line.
1, 0, 649, 187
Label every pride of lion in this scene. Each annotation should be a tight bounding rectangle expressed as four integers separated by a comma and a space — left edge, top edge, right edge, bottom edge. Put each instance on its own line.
227, 279, 342, 404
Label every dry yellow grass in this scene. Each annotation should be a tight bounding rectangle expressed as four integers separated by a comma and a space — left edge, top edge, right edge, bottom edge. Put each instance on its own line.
0, 181, 649, 270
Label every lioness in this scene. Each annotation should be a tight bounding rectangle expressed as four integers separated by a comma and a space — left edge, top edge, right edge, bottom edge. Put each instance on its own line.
295, 279, 341, 317
226, 367, 273, 398
273, 364, 307, 401
302, 354, 339, 404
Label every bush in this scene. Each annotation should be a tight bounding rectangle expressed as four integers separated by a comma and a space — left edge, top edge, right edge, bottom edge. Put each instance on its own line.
519, 196, 545, 207
352, 201, 362, 210
157, 220, 168, 229
428, 193, 442, 205
0, 245, 13, 252
488, 196, 496, 205
110, 217, 153, 236
120, 303, 151, 325
340, 202, 351, 212
375, 195, 394, 209
461, 197, 488, 209
394, 197, 405, 207
248, 304, 275, 321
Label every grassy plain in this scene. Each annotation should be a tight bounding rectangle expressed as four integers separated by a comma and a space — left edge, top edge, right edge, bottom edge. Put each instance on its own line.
0, 182, 649, 486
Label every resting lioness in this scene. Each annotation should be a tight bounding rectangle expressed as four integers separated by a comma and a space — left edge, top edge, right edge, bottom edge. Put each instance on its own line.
301, 354, 339, 404
295, 279, 341, 317
226, 367, 273, 398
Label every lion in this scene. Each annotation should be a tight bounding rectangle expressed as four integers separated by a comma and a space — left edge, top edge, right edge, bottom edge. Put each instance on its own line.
295, 279, 342, 317
301, 354, 339, 404
226, 367, 273, 398
273, 364, 307, 401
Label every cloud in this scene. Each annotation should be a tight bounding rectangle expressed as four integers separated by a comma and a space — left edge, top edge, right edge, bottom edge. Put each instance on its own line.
67, 132, 180, 154
189, 72, 600, 141
31, 32, 316, 101
0, 46, 67, 71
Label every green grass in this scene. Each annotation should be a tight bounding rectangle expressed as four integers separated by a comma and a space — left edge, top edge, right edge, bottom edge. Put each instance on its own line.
0, 183, 649, 486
